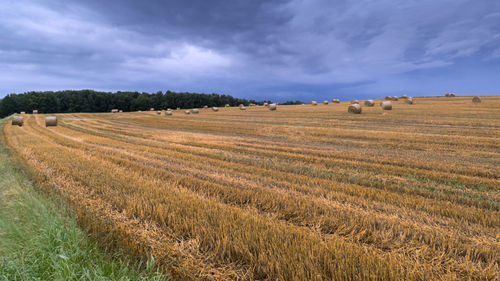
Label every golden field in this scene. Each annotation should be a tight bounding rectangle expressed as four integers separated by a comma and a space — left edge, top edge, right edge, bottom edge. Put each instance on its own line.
2, 96, 499, 280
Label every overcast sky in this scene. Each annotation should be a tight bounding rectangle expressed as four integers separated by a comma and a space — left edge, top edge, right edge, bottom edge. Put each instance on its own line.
1, 0, 499, 101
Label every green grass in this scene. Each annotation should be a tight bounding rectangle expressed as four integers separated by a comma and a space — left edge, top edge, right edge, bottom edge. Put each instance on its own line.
0, 117, 169, 281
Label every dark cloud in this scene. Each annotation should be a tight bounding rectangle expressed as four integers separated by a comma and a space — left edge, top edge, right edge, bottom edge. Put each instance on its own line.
1, 0, 499, 101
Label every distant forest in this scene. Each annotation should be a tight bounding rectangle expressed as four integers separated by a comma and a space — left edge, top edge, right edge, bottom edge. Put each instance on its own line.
0, 90, 274, 117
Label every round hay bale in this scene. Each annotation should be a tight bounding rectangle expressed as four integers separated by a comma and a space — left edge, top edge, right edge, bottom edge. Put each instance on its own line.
380, 101, 392, 110
268, 103, 277, 110
185, 110, 191, 114
348, 104, 362, 114
311, 101, 317, 105
351, 100, 359, 104
405, 97, 414, 104
150, 108, 155, 111
111, 109, 118, 113
240, 106, 246, 110
323, 100, 329, 105
239, 104, 244, 108
331, 99, 340, 103
401, 94, 408, 99
264, 102, 269, 107
249, 103, 256, 106
177, 107, 181, 110
450, 93, 456, 97
385, 96, 391, 100
165, 110, 173, 116
45, 116, 57, 127
225, 104, 230, 107
12, 116, 23, 126
391, 96, 399, 101
157, 110, 161, 115
119, 110, 123, 113
33, 110, 38, 114
364, 100, 375, 106
472, 96, 481, 103
20, 111, 25, 114
212, 107, 219, 111
203, 105, 208, 109
192, 109, 199, 114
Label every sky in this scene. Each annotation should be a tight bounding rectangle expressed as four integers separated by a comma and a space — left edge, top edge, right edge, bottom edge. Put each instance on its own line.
1, 0, 499, 101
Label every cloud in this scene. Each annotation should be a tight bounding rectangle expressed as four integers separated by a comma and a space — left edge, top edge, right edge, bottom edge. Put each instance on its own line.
0, 0, 499, 100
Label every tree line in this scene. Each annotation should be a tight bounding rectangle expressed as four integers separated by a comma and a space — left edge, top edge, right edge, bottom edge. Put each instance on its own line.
0, 90, 270, 117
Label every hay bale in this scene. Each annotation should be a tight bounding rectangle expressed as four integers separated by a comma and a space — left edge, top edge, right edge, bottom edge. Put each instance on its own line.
348, 104, 362, 114
351, 100, 359, 104
450, 93, 456, 97
323, 100, 329, 105
185, 110, 191, 114
212, 107, 219, 111
385, 96, 391, 100
311, 101, 317, 105
12, 116, 23, 126
364, 100, 375, 106
150, 108, 155, 111
472, 96, 481, 103
45, 116, 57, 127
165, 110, 173, 116
119, 110, 123, 113
401, 94, 408, 99
203, 105, 208, 109
380, 101, 392, 110
20, 111, 25, 114
249, 103, 256, 106
225, 104, 230, 107
240, 106, 246, 110
192, 109, 199, 114
405, 97, 414, 104
177, 107, 181, 110
157, 110, 162, 115
268, 103, 277, 110
331, 99, 340, 103
33, 110, 38, 114
111, 109, 118, 113
391, 96, 399, 101
264, 102, 269, 107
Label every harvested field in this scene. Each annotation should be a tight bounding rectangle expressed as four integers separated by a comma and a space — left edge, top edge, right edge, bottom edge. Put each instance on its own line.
3, 96, 500, 280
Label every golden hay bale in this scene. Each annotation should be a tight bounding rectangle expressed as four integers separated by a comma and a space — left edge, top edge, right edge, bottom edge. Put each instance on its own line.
192, 109, 199, 114
225, 104, 230, 107
405, 97, 414, 104
472, 96, 481, 103
185, 110, 191, 114
240, 106, 246, 110
150, 108, 155, 111
401, 94, 408, 99
323, 100, 329, 105
111, 109, 118, 113
239, 104, 244, 108
380, 101, 392, 110
450, 93, 456, 97
268, 103, 277, 110
364, 100, 375, 106
264, 102, 269, 107
165, 110, 173, 116
311, 101, 318, 105
385, 96, 391, 100
331, 99, 340, 103
177, 107, 181, 110
203, 105, 208, 109
33, 110, 38, 114
212, 107, 219, 111
157, 110, 161, 115
348, 104, 362, 114
351, 100, 359, 104
45, 116, 57, 127
12, 116, 23, 126
20, 111, 25, 114
119, 110, 123, 112
391, 96, 399, 101
249, 103, 256, 106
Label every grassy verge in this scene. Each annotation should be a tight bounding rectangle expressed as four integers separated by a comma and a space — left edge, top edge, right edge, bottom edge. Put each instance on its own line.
0, 117, 168, 281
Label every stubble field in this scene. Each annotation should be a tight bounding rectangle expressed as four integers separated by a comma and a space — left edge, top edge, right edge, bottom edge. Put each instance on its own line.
2, 96, 499, 280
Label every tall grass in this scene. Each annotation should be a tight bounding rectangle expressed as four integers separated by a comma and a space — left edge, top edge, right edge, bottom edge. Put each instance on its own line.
0, 117, 169, 281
